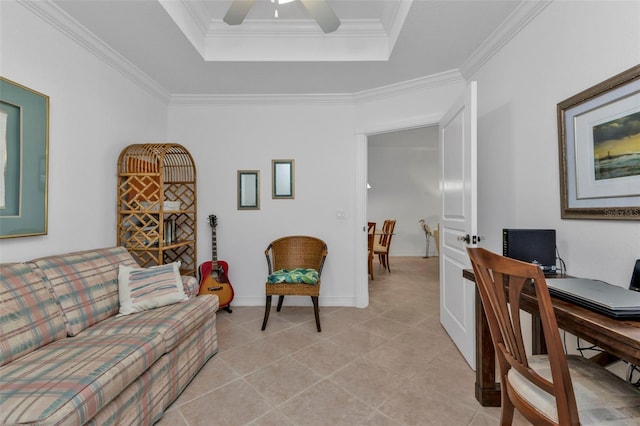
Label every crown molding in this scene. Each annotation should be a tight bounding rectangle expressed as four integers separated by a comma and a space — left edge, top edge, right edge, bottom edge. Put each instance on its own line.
18, 0, 170, 102
353, 69, 464, 103
459, 0, 553, 79
169, 93, 355, 106
203, 20, 389, 61
386, 0, 413, 57
170, 70, 464, 106
160, 0, 412, 62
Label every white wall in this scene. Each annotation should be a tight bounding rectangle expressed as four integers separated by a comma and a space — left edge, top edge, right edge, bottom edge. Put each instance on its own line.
471, 0, 640, 287
167, 79, 464, 307
368, 126, 440, 257
168, 100, 358, 306
0, 2, 168, 261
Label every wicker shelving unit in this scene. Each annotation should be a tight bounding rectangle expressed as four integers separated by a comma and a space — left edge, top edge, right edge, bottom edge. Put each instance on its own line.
117, 143, 197, 276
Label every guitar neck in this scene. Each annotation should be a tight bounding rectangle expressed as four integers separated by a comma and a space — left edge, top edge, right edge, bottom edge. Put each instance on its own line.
211, 227, 218, 267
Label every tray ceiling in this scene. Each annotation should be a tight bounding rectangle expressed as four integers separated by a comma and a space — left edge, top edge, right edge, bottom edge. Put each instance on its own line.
50, 0, 524, 95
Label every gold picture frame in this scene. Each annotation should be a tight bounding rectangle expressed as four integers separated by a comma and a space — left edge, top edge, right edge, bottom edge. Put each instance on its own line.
557, 65, 640, 220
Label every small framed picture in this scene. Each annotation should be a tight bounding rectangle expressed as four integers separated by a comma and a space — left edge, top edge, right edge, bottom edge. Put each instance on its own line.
237, 170, 260, 210
272, 159, 295, 199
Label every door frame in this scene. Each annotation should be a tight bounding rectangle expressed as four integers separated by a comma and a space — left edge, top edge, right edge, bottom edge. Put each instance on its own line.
354, 114, 444, 307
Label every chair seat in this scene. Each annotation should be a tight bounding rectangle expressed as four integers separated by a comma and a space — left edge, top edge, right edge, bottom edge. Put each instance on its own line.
267, 268, 319, 284
508, 355, 640, 425
373, 243, 387, 253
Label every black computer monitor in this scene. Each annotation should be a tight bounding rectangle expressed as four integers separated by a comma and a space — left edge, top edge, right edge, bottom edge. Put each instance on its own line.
503, 229, 557, 273
630, 259, 640, 292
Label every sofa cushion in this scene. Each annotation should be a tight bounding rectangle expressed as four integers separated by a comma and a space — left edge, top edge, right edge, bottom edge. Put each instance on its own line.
31, 247, 139, 336
87, 355, 170, 426
0, 332, 164, 425
117, 262, 188, 316
80, 294, 219, 353
182, 275, 200, 298
0, 263, 67, 366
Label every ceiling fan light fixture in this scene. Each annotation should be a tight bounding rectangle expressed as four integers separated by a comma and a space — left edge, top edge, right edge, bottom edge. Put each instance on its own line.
224, 0, 340, 33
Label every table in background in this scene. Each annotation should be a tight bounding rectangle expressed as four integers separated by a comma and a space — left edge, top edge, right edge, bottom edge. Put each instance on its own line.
463, 269, 640, 407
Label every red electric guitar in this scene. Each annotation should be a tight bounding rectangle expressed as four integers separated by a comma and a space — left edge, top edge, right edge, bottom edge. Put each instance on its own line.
198, 215, 234, 312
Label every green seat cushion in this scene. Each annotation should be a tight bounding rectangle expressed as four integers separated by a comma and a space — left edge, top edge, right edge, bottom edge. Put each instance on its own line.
267, 268, 319, 284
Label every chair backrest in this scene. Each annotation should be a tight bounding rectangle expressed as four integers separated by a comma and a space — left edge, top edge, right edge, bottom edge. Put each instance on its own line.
376, 220, 389, 246
383, 219, 396, 247
266, 236, 328, 275
466, 247, 579, 425
377, 219, 396, 247
367, 222, 376, 252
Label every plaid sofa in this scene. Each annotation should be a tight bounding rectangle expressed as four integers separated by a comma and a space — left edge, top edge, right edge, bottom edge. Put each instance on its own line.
0, 247, 219, 425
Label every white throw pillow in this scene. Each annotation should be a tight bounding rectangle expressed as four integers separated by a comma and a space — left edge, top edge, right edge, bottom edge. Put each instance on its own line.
118, 262, 188, 315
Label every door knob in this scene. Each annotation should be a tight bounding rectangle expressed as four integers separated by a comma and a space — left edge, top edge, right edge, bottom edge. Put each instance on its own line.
457, 234, 471, 244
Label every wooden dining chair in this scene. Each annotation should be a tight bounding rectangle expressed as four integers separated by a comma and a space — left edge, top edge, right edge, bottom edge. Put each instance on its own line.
261, 236, 328, 332
367, 222, 376, 280
374, 219, 396, 272
467, 247, 640, 425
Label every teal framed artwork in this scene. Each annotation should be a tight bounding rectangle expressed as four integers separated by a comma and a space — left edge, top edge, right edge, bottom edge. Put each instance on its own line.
272, 159, 295, 199
0, 77, 49, 238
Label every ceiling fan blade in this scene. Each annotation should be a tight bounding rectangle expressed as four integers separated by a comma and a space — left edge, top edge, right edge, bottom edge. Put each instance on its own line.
300, 0, 340, 33
223, 0, 255, 25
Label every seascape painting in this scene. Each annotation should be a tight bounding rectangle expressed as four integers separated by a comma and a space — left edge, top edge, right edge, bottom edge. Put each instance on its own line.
593, 111, 640, 180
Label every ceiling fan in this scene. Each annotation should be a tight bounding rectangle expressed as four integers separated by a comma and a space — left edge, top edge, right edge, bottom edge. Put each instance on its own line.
223, 0, 341, 33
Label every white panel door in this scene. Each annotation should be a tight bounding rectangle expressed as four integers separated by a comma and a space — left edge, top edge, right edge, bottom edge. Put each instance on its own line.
439, 82, 478, 369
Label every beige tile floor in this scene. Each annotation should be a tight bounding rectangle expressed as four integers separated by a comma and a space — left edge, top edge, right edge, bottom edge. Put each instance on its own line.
158, 256, 530, 425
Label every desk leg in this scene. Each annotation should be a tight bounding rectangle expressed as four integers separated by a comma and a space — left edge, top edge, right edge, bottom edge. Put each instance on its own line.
475, 287, 501, 407
531, 313, 547, 355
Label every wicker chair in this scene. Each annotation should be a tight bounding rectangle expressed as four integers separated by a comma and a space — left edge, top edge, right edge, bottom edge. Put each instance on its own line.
261, 236, 328, 332
467, 247, 640, 425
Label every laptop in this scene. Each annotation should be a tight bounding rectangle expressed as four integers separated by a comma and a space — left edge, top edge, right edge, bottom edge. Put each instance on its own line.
546, 277, 640, 319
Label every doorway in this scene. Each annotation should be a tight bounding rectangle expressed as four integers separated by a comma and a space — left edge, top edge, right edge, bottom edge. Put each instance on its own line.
367, 126, 441, 260
354, 116, 442, 308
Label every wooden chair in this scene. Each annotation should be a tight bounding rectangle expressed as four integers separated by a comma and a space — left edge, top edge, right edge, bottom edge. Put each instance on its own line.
261, 236, 328, 332
367, 222, 376, 280
467, 247, 640, 425
374, 219, 396, 272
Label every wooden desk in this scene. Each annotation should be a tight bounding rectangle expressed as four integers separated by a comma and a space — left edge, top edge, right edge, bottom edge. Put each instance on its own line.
463, 269, 640, 407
